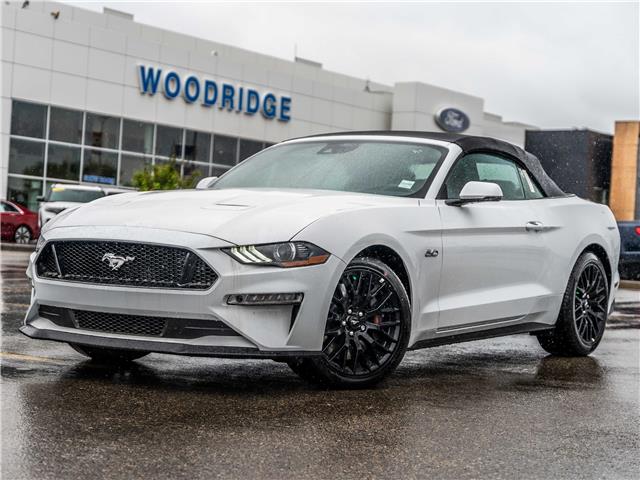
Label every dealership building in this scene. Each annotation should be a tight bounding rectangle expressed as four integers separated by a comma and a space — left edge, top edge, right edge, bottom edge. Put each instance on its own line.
0, 1, 536, 210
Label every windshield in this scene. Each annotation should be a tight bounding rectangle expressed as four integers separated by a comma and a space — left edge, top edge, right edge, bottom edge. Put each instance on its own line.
212, 140, 448, 197
47, 187, 105, 203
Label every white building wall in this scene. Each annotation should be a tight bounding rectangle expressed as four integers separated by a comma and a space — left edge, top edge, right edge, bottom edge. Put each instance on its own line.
392, 82, 534, 146
482, 112, 537, 146
1, 1, 534, 200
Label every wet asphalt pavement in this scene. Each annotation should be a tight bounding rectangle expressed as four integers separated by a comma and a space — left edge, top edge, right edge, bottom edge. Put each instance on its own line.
1, 248, 639, 479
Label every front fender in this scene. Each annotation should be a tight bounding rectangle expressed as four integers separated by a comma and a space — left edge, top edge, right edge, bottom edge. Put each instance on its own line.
292, 202, 443, 339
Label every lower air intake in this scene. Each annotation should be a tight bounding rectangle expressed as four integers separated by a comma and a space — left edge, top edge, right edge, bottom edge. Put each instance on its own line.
73, 310, 167, 337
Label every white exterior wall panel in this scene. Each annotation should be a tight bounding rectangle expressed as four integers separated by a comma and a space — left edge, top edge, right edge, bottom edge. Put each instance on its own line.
1, 1, 533, 201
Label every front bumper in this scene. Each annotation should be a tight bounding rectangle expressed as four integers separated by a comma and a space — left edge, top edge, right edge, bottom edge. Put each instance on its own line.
19, 324, 319, 358
21, 226, 346, 357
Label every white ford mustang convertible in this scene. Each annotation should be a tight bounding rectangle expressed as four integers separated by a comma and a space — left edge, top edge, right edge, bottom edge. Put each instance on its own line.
22, 132, 620, 387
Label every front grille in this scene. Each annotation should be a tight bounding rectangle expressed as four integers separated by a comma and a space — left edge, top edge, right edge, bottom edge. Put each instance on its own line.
36, 241, 217, 290
38, 305, 240, 338
74, 309, 167, 336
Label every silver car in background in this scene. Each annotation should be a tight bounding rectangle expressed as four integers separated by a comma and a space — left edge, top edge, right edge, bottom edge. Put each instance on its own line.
38, 184, 129, 226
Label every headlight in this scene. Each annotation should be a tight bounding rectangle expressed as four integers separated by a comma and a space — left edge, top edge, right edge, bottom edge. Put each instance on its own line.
35, 233, 46, 254
224, 242, 330, 268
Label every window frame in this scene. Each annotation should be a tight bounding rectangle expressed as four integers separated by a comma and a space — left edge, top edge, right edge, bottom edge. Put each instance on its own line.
437, 150, 547, 201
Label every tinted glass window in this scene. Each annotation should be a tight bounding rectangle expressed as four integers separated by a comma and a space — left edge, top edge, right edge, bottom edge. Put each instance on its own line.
443, 153, 525, 200
119, 154, 151, 187
184, 130, 211, 162
49, 107, 83, 144
213, 141, 447, 197
8, 139, 45, 176
1, 202, 19, 213
239, 139, 264, 162
47, 144, 81, 181
122, 119, 154, 154
83, 150, 118, 185
47, 186, 105, 203
84, 114, 120, 149
11, 101, 46, 139
212, 135, 237, 166
8, 176, 43, 211
155, 125, 183, 158
519, 168, 545, 199
211, 166, 230, 178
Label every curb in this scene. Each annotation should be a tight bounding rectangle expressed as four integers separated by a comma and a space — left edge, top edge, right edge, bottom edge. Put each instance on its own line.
0, 243, 35, 252
620, 280, 640, 290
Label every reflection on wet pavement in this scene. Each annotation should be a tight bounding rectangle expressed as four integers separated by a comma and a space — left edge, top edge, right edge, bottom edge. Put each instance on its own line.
2, 248, 639, 479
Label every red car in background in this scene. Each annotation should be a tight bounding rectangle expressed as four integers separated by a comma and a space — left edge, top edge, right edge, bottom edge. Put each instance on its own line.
1, 200, 40, 244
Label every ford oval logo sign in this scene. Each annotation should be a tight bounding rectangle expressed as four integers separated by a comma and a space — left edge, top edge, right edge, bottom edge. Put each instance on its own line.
435, 108, 470, 133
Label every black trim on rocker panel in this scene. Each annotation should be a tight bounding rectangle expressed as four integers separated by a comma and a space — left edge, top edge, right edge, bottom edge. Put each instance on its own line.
409, 323, 552, 350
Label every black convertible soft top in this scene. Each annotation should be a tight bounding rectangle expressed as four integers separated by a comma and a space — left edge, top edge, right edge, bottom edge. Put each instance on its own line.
299, 130, 565, 198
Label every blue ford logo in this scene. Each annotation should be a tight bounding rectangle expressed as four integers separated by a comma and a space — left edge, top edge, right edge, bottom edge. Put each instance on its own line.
435, 108, 470, 133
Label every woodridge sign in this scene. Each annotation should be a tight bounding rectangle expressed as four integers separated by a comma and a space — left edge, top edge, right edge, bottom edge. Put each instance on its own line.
137, 65, 292, 122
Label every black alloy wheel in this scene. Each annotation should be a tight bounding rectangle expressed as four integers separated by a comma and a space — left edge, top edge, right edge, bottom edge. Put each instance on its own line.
537, 252, 609, 356
288, 257, 411, 387
323, 265, 403, 375
574, 263, 608, 345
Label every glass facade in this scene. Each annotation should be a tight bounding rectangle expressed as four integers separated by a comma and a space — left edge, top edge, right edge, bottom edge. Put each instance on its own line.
7, 100, 271, 209
49, 107, 83, 144
46, 144, 81, 181
239, 139, 264, 162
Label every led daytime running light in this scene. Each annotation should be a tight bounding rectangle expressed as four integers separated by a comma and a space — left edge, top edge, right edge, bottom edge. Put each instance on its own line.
224, 242, 330, 268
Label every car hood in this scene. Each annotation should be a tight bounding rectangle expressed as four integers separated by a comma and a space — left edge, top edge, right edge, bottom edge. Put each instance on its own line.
46, 188, 413, 245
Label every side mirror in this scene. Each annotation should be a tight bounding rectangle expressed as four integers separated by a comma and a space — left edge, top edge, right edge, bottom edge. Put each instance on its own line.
36, 195, 45, 202
446, 181, 503, 206
195, 176, 218, 190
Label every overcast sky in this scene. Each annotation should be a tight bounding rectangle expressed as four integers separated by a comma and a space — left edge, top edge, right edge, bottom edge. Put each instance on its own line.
64, 1, 639, 134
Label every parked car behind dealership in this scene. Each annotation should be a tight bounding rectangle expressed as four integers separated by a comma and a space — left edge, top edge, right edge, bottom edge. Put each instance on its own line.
1, 200, 39, 244
619, 221, 640, 280
38, 184, 132, 227
37, 184, 107, 227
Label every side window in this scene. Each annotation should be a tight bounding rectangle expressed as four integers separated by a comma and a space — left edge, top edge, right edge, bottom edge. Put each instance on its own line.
1, 202, 19, 213
440, 155, 480, 199
518, 167, 545, 199
442, 153, 527, 200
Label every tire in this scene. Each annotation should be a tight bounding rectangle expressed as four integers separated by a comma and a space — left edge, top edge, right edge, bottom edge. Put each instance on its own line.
288, 257, 411, 388
69, 343, 149, 363
537, 252, 609, 356
13, 225, 32, 244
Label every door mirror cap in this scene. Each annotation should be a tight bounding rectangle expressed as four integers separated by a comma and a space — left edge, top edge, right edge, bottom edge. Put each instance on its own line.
446, 181, 503, 206
36, 195, 45, 202
195, 176, 219, 190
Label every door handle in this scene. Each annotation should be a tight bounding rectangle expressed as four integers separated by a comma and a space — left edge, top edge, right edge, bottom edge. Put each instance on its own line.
525, 221, 544, 232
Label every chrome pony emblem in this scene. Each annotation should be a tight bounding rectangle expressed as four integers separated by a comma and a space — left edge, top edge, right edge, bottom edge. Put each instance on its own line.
101, 253, 135, 271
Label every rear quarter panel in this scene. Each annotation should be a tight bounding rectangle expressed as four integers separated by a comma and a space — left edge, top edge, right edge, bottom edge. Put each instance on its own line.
533, 195, 619, 314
